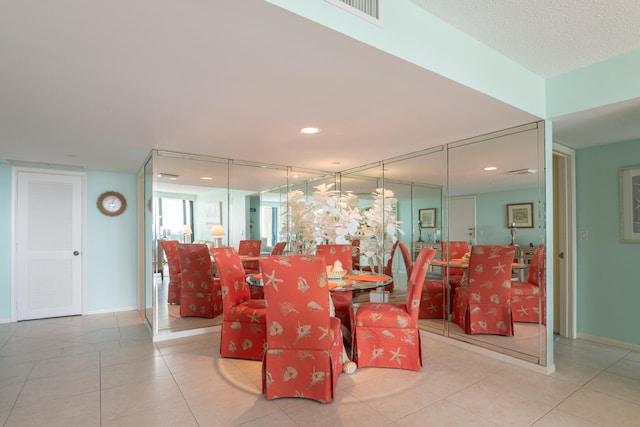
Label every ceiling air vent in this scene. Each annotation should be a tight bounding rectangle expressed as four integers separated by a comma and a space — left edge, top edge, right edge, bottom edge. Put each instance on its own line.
326, 0, 381, 24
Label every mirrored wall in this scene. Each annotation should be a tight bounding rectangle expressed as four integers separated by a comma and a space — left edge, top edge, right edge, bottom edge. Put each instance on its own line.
142, 121, 546, 365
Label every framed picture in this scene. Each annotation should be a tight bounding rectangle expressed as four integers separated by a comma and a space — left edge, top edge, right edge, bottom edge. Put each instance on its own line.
419, 208, 436, 228
506, 202, 533, 228
205, 202, 223, 229
619, 166, 640, 242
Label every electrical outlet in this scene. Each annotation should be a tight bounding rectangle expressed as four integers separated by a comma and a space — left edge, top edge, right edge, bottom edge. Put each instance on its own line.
580, 230, 589, 240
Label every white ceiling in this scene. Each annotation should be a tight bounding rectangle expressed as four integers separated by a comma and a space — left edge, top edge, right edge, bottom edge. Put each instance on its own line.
0, 0, 638, 176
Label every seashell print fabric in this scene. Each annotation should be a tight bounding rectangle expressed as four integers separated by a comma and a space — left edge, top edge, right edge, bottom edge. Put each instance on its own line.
451, 245, 516, 336
354, 247, 436, 371
213, 247, 267, 361
259, 255, 344, 403
175, 244, 222, 318
160, 240, 182, 304
511, 244, 546, 324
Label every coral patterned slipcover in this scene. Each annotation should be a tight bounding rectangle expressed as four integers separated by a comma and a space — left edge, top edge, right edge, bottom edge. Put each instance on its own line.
354, 247, 436, 371
452, 245, 515, 336
442, 241, 470, 289
316, 244, 354, 340
250, 241, 288, 300
240, 239, 264, 299
160, 240, 182, 304
176, 244, 222, 318
511, 244, 546, 324
212, 247, 267, 360
258, 255, 344, 403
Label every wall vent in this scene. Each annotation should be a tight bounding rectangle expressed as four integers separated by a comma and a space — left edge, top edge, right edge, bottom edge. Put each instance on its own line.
326, 0, 382, 25
506, 168, 537, 175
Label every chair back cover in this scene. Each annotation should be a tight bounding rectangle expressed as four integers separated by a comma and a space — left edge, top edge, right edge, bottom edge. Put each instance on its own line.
212, 247, 251, 314
160, 240, 181, 276
397, 242, 413, 277
238, 239, 261, 256
259, 255, 331, 348
270, 241, 287, 255
441, 241, 469, 278
527, 244, 545, 290
406, 247, 437, 318
176, 243, 217, 317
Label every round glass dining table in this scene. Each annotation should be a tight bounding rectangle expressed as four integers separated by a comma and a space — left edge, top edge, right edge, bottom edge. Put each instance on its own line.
246, 270, 392, 292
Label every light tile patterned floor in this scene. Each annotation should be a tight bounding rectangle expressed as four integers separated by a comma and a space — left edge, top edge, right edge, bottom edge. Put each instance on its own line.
1, 311, 639, 426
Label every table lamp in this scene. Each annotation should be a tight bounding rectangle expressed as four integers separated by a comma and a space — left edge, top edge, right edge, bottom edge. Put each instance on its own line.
211, 224, 225, 247
183, 224, 192, 243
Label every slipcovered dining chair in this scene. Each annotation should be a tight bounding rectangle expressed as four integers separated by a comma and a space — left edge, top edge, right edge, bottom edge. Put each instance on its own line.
160, 240, 182, 304
238, 239, 262, 273
511, 244, 546, 324
176, 244, 222, 318
442, 241, 469, 289
258, 255, 344, 403
452, 245, 516, 336
361, 240, 399, 293
249, 241, 288, 299
316, 244, 354, 340
212, 247, 267, 360
354, 247, 436, 371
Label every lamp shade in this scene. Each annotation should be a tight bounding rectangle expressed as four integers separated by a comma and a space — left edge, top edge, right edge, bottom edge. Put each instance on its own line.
210, 224, 225, 238
183, 224, 192, 235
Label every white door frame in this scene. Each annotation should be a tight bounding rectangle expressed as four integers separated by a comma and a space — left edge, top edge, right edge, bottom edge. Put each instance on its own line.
11, 167, 86, 321
552, 144, 577, 339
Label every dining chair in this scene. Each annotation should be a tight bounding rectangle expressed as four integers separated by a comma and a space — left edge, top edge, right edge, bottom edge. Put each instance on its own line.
249, 241, 288, 299
511, 244, 546, 324
451, 245, 516, 336
212, 247, 267, 360
316, 244, 354, 342
354, 247, 436, 371
238, 239, 262, 271
160, 240, 182, 304
258, 254, 344, 403
360, 240, 399, 293
176, 243, 222, 318
440, 241, 470, 315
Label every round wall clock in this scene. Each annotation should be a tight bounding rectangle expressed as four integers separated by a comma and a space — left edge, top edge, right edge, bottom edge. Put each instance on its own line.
97, 191, 127, 217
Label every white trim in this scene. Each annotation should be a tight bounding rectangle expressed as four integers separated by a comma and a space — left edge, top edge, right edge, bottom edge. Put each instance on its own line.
577, 333, 640, 352
86, 306, 138, 315
552, 144, 577, 339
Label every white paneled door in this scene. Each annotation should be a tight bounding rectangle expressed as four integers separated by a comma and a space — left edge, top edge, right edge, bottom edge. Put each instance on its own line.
15, 170, 83, 320
449, 196, 476, 244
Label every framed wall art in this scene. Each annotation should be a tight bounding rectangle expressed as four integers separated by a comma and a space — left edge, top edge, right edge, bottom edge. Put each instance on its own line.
506, 202, 533, 228
418, 208, 436, 228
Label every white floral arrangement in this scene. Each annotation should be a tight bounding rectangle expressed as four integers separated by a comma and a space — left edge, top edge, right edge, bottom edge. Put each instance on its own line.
281, 184, 401, 262
358, 188, 403, 272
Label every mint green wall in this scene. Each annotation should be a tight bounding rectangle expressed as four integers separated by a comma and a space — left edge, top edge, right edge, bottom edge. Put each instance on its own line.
266, 0, 545, 117
576, 140, 640, 345
0, 164, 11, 320
547, 49, 640, 117
0, 168, 137, 321
475, 188, 542, 247
87, 171, 138, 312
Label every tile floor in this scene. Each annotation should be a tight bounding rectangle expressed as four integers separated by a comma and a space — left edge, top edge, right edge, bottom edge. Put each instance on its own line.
1, 311, 639, 426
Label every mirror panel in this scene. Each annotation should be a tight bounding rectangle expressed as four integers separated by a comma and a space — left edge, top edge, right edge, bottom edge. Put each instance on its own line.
382, 147, 446, 334
446, 122, 545, 364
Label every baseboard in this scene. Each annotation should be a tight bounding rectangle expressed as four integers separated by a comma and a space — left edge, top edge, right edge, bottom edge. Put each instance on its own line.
577, 332, 640, 352
86, 306, 138, 315
153, 325, 221, 342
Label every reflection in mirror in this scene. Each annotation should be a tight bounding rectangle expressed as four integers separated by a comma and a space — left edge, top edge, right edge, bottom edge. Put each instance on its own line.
143, 154, 154, 333
381, 147, 446, 335
446, 122, 545, 364
147, 151, 336, 338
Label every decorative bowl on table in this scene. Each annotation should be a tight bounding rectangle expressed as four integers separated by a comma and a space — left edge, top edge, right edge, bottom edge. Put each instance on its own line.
327, 270, 346, 279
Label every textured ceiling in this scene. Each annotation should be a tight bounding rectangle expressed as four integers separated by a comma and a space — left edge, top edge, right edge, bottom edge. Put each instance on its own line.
411, 0, 640, 77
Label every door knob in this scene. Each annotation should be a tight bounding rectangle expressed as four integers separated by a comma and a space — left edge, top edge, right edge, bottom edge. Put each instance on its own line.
558, 252, 564, 259
73, 251, 80, 256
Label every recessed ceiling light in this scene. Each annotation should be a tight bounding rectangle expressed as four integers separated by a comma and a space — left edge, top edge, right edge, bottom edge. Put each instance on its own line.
300, 127, 320, 134
200, 176, 213, 180
331, 161, 341, 165
484, 166, 497, 171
